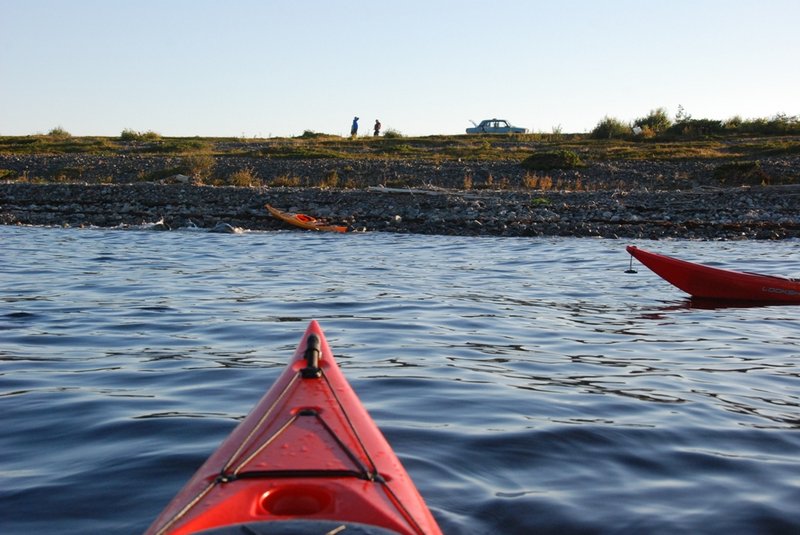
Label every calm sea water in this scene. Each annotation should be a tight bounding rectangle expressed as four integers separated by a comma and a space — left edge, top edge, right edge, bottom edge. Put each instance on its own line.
1, 226, 798, 534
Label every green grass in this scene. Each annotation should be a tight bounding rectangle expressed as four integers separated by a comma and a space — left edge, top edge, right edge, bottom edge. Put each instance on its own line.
128, 138, 213, 154
0, 135, 119, 154
1, 132, 799, 164
521, 150, 584, 171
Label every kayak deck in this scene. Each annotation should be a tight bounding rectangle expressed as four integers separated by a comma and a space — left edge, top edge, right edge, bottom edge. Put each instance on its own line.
146, 321, 440, 535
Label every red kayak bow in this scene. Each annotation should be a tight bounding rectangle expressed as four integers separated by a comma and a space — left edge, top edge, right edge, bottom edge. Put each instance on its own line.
146, 321, 441, 535
627, 245, 800, 303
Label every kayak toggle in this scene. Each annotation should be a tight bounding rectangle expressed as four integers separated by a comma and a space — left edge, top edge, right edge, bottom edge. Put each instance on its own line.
301, 334, 322, 378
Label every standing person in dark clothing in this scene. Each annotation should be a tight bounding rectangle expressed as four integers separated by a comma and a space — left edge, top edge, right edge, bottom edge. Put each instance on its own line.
374, 119, 381, 137
350, 117, 359, 137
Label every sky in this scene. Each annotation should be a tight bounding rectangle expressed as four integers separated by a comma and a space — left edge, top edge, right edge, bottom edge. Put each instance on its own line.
1, 0, 798, 138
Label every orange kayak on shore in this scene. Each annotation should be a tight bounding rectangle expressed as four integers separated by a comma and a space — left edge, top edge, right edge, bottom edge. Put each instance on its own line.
145, 320, 441, 535
266, 204, 347, 233
627, 245, 800, 303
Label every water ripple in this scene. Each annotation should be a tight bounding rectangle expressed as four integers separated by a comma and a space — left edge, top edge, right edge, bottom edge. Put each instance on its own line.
1, 227, 798, 534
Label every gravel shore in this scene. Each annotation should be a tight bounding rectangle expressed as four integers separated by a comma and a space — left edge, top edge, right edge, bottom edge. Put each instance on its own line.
1, 154, 799, 239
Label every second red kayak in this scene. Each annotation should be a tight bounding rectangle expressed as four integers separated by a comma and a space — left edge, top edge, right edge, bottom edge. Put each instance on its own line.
266, 204, 348, 233
145, 320, 441, 535
627, 245, 800, 303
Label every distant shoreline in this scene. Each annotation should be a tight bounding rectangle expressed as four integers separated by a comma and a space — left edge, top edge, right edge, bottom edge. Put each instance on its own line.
1, 181, 798, 240
1, 136, 799, 239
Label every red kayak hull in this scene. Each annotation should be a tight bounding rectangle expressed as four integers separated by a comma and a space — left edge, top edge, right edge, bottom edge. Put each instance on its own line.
627, 245, 800, 303
145, 321, 441, 535
266, 204, 347, 233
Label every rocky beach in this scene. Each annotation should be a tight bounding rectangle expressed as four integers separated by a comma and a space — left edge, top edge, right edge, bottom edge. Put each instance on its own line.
1, 147, 799, 240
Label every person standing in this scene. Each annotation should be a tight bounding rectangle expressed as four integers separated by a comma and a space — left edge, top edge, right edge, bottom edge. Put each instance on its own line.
374, 119, 381, 137
350, 117, 359, 137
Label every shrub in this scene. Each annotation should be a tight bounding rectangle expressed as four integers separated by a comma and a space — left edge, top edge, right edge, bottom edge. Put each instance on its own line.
591, 116, 630, 139
183, 153, 216, 182
384, 143, 414, 154
54, 166, 84, 182
764, 113, 800, 134
47, 126, 71, 139
121, 129, 162, 141
228, 167, 258, 187
734, 113, 800, 135
298, 130, 329, 139
269, 174, 302, 187
520, 150, 584, 171
319, 170, 339, 188
713, 161, 770, 186
634, 108, 672, 135
383, 129, 403, 138
522, 173, 538, 188
664, 118, 724, 138
724, 116, 743, 131
523, 174, 553, 190
675, 104, 691, 123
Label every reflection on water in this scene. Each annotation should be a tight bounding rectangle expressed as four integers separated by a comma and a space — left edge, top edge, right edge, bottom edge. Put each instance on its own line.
0, 227, 798, 534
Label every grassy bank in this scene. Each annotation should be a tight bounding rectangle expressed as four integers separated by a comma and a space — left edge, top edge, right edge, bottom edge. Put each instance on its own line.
2, 131, 800, 162
2, 129, 799, 192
